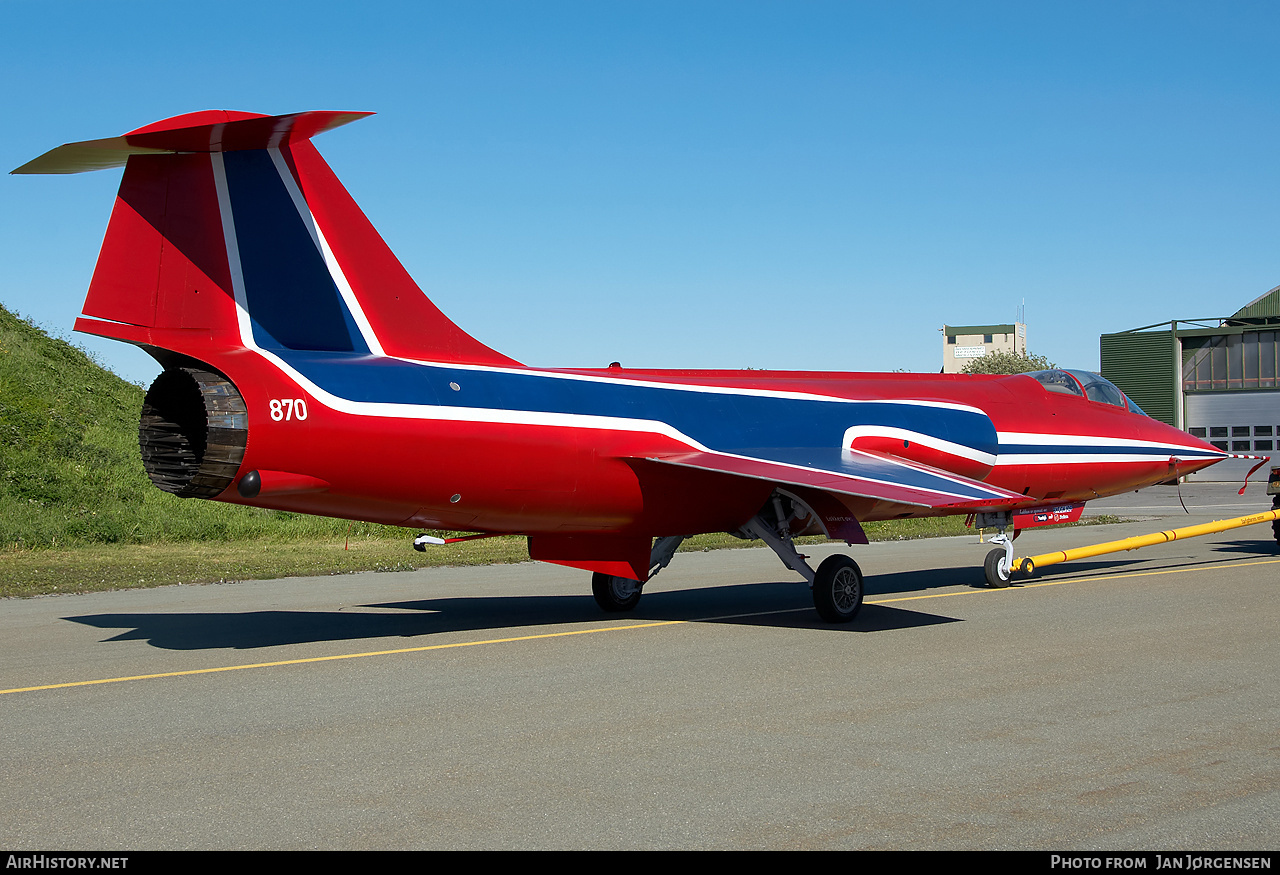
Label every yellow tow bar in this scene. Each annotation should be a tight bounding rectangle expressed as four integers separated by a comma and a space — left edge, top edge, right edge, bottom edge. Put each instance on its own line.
1014, 508, 1280, 579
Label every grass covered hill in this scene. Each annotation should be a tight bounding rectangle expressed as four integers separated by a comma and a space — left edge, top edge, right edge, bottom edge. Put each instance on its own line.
0, 304, 398, 551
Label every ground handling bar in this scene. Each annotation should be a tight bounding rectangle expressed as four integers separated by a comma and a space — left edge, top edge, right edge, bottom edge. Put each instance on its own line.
1012, 508, 1280, 580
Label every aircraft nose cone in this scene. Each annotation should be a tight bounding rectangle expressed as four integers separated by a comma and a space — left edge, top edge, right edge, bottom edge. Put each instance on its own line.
1143, 416, 1228, 476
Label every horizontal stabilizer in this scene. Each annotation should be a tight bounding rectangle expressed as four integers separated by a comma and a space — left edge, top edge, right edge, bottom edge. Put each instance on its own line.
12, 110, 371, 175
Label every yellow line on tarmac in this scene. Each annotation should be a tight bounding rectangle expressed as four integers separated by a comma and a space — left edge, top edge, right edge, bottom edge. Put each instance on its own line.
1014, 557, 1280, 588
0, 620, 685, 695
4, 557, 1276, 696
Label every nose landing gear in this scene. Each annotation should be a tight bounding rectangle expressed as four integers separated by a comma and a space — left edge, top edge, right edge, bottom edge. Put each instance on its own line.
976, 511, 1016, 588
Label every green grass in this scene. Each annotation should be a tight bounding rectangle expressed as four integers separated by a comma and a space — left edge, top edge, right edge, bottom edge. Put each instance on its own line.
0, 304, 411, 551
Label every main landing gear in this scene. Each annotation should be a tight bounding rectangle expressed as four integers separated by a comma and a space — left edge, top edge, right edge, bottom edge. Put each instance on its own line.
591, 572, 643, 612
590, 491, 865, 623
590, 535, 686, 612
811, 554, 865, 623
740, 491, 864, 623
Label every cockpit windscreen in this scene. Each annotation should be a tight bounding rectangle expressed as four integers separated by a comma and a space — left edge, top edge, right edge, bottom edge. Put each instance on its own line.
1026, 369, 1146, 415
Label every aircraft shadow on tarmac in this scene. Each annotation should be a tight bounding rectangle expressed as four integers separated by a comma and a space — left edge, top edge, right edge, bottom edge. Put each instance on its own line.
1208, 538, 1280, 557
62, 540, 1277, 652
63, 578, 964, 651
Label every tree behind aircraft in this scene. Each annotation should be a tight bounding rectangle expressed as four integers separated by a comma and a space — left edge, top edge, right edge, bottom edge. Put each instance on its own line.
962, 350, 1056, 375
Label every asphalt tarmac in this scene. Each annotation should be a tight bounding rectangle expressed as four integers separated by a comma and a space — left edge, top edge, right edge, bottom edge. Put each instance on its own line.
1, 483, 1277, 850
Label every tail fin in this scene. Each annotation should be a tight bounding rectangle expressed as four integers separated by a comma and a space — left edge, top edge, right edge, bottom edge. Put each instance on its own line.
13, 110, 518, 367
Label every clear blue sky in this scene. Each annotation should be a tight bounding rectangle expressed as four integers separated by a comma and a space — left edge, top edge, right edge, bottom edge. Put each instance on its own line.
3, 1, 1278, 386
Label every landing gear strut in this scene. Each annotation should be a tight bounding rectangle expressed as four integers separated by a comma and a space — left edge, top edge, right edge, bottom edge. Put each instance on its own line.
976, 511, 1015, 587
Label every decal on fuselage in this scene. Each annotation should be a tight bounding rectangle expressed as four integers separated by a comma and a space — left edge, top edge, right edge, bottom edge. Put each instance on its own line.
209, 142, 1222, 505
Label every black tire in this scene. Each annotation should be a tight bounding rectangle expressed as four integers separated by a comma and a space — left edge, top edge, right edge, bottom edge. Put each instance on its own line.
1272, 495, 1279, 545
591, 572, 643, 612
812, 555, 864, 623
984, 547, 1011, 588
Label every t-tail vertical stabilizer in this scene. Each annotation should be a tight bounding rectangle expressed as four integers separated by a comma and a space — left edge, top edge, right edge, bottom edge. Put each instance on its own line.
12, 110, 518, 369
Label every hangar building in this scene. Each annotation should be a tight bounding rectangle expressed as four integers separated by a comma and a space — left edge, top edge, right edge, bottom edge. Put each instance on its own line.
1100, 287, 1280, 481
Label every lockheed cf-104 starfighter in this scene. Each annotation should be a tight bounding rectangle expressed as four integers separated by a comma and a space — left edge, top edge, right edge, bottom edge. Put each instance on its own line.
13, 110, 1235, 621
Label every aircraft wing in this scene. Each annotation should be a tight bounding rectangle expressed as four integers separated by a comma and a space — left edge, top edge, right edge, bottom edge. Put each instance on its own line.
638, 447, 1027, 510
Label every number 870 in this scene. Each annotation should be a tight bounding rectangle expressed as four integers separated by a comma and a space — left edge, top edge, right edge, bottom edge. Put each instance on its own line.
269, 398, 309, 421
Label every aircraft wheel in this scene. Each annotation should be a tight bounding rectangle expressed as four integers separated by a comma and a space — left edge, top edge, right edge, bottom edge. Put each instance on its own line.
812, 555, 864, 623
984, 547, 1012, 588
592, 572, 643, 612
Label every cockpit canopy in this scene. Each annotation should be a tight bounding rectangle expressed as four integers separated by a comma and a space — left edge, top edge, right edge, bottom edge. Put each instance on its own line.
1026, 369, 1146, 415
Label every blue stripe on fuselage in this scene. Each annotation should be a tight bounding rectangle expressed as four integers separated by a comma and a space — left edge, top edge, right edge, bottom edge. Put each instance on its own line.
222, 150, 369, 354
276, 351, 1005, 499
997, 442, 1220, 459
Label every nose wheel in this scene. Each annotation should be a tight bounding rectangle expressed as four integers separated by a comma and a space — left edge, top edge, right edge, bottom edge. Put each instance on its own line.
984, 547, 1013, 587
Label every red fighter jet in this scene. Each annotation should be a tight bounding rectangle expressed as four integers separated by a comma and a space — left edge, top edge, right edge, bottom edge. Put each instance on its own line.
13, 110, 1235, 622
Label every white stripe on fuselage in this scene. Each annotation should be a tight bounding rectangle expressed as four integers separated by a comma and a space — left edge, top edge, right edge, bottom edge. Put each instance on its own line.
995, 431, 1222, 464
210, 153, 255, 352
208, 158, 999, 503
999, 432, 1210, 450
216, 149, 992, 414
267, 147, 386, 357
214, 150, 997, 412
842, 426, 998, 468
995, 453, 1214, 466
208, 153, 1218, 498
